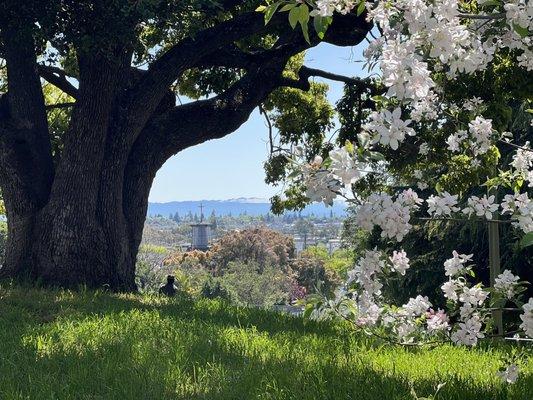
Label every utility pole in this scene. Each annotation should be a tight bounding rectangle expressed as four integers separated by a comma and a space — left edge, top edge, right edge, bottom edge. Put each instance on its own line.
488, 187, 503, 336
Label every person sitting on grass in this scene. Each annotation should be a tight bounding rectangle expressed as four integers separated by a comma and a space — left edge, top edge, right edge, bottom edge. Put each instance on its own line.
159, 275, 178, 297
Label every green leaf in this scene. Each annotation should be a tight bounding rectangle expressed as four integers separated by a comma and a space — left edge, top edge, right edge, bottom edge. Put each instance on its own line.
313, 16, 325, 39
255, 5, 267, 12
303, 303, 315, 320
345, 140, 355, 155
288, 6, 299, 29
519, 232, 533, 249
279, 3, 295, 12
301, 26, 310, 43
298, 3, 310, 25
264, 2, 281, 25
480, 0, 501, 6
356, 1, 366, 16
369, 151, 385, 161
512, 23, 530, 38
357, 132, 370, 148
313, 15, 332, 39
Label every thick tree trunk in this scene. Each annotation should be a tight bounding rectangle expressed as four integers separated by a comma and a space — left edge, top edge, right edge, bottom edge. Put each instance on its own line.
2, 173, 144, 291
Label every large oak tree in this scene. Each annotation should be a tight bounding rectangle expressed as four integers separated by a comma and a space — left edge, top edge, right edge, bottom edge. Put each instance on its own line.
0, 1, 372, 290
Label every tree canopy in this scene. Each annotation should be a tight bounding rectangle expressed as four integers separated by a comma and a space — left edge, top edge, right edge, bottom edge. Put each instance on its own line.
0, 0, 374, 289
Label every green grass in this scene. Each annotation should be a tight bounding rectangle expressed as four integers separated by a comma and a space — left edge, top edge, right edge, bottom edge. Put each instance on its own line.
0, 284, 531, 400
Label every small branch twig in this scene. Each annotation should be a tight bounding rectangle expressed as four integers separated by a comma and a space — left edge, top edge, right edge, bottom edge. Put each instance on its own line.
38, 65, 78, 98
259, 104, 275, 155
299, 66, 370, 87
457, 12, 506, 20
415, 217, 513, 224
498, 139, 533, 153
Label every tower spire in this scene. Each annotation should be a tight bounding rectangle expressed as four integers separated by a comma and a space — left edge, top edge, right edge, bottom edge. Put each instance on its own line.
199, 203, 204, 222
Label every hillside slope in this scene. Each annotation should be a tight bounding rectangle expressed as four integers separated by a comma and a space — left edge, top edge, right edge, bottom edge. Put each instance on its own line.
0, 285, 531, 399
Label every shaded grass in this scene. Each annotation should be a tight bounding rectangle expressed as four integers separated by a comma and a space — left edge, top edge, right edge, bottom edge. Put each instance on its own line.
0, 283, 531, 399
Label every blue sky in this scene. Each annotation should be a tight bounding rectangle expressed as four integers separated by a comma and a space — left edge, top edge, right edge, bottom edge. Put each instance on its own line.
149, 42, 369, 202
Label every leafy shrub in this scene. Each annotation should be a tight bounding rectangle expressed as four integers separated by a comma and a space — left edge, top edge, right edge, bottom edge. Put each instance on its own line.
299, 245, 354, 276
211, 261, 293, 307
290, 255, 341, 297
135, 244, 172, 292
173, 260, 211, 297
209, 227, 295, 273
201, 279, 231, 301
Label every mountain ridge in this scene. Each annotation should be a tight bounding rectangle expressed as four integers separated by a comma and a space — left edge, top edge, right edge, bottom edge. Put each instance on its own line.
147, 198, 346, 218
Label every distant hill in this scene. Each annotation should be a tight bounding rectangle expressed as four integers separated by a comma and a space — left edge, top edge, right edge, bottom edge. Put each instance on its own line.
147, 198, 346, 218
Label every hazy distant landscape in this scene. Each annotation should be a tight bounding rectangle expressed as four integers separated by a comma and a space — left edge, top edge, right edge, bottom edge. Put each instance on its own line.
147, 198, 347, 218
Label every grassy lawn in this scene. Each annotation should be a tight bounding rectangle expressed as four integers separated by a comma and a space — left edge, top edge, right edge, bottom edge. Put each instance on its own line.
0, 284, 531, 400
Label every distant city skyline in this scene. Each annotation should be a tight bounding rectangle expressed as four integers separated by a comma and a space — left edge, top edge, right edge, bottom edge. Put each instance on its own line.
149, 42, 369, 202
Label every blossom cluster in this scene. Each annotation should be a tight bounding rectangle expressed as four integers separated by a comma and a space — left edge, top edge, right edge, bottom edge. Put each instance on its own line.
363, 108, 415, 150
520, 298, 533, 338
319, 248, 531, 353
311, 0, 357, 16
511, 142, 533, 187
446, 116, 496, 156
354, 190, 421, 241
285, 0, 533, 384
353, 189, 532, 239
302, 154, 533, 234
501, 192, 533, 233
300, 155, 341, 205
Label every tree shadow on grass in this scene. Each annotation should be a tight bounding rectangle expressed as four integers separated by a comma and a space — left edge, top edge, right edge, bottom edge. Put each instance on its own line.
0, 285, 344, 339
0, 286, 531, 400
0, 319, 527, 400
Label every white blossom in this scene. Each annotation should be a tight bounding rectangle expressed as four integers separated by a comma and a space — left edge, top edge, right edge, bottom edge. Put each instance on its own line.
304, 169, 340, 206
446, 130, 467, 152
511, 142, 533, 176
494, 270, 520, 300
462, 195, 499, 220
451, 315, 484, 346
500, 193, 533, 233
504, 0, 533, 30
497, 364, 519, 384
468, 116, 493, 155
520, 298, 533, 338
418, 142, 430, 155
396, 321, 417, 341
417, 181, 429, 190
310, 0, 337, 17
441, 279, 461, 302
426, 309, 450, 332
329, 147, 361, 186
354, 192, 418, 241
459, 286, 489, 306
356, 301, 382, 326
365, 108, 416, 150
390, 249, 410, 275
463, 97, 484, 111
426, 192, 459, 217
444, 250, 473, 277
402, 295, 432, 317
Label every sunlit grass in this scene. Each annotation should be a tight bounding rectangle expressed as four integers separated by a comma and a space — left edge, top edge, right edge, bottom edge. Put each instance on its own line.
0, 284, 531, 399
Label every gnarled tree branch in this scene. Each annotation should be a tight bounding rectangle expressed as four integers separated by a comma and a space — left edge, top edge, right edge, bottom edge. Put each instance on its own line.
299, 66, 373, 90
38, 65, 79, 98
